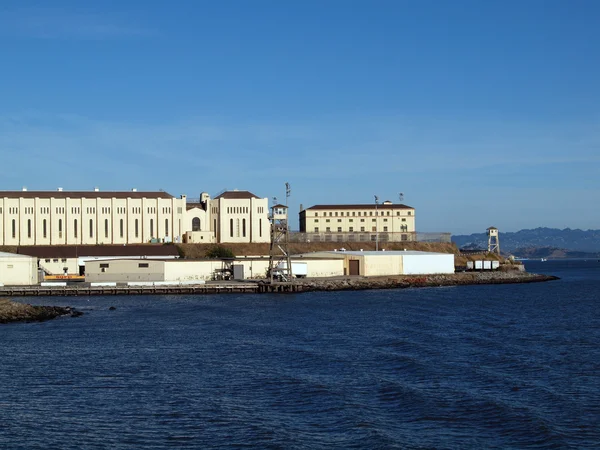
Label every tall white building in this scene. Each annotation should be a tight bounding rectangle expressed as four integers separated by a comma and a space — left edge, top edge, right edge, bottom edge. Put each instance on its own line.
0, 188, 270, 246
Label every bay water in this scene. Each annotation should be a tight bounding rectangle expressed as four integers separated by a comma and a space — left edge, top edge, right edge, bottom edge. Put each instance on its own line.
1, 260, 599, 448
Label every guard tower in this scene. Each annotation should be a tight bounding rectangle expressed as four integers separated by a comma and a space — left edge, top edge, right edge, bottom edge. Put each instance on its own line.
487, 226, 500, 254
268, 203, 293, 282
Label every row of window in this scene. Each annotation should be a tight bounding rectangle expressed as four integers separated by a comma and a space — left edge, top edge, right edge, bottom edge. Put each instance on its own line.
0, 206, 176, 216
314, 210, 412, 217
227, 218, 263, 238
313, 226, 409, 233
315, 218, 408, 223
227, 207, 249, 214
6, 218, 170, 240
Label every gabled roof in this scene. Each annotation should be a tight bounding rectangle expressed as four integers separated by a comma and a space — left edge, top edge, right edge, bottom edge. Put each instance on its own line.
215, 190, 260, 200
0, 191, 174, 199
304, 203, 413, 210
272, 204, 288, 208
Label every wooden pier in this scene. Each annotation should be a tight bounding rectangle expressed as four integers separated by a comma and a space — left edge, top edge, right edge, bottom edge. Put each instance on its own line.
0, 281, 304, 297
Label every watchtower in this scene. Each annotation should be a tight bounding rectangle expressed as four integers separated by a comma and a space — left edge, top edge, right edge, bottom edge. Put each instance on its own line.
487, 226, 500, 254
268, 183, 293, 283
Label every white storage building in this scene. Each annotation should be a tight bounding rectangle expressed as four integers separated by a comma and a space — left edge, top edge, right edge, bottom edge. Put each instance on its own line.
305, 250, 455, 276
0, 251, 38, 286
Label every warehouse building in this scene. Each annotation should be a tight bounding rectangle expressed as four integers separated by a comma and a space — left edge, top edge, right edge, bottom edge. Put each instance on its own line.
303, 250, 455, 276
85, 256, 345, 283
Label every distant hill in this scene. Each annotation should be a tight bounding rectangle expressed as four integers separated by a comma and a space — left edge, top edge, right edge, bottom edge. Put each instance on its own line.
452, 227, 600, 255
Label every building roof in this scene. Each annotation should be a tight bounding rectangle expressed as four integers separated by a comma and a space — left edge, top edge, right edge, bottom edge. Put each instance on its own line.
17, 245, 180, 258
186, 202, 206, 211
0, 251, 33, 259
304, 203, 413, 210
272, 204, 288, 208
320, 250, 452, 256
215, 190, 260, 200
0, 190, 175, 199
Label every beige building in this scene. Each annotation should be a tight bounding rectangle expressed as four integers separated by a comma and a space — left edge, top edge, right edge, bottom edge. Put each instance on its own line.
299, 201, 416, 243
197, 190, 270, 244
0, 188, 270, 246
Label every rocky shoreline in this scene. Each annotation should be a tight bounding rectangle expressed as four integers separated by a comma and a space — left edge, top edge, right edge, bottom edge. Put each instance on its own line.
0, 298, 82, 324
292, 271, 559, 292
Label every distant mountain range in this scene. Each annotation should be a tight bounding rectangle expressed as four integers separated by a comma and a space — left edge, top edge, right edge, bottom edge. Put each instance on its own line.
452, 227, 600, 258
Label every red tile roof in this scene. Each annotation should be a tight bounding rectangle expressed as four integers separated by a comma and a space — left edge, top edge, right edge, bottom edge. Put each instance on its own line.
17, 244, 180, 258
0, 191, 174, 199
215, 190, 260, 200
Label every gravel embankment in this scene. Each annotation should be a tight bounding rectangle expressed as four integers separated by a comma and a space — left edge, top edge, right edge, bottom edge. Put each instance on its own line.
294, 271, 558, 292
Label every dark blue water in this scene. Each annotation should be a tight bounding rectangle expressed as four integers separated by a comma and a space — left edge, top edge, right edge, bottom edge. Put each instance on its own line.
1, 260, 599, 449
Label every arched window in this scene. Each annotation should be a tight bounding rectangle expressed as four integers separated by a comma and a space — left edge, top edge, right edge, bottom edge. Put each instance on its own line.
120, 219, 124, 238
12, 219, 16, 239
27, 219, 31, 238
105, 219, 109, 238
165, 219, 169, 236
74, 219, 78, 239
43, 219, 47, 239
230, 218, 234, 237
89, 219, 94, 238
150, 219, 154, 237
58, 219, 63, 238
242, 218, 246, 237
236, 218, 240, 237
192, 217, 200, 232
135, 219, 139, 238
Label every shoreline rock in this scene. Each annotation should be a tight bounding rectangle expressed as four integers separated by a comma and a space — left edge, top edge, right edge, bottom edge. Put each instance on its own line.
293, 271, 559, 292
0, 298, 82, 324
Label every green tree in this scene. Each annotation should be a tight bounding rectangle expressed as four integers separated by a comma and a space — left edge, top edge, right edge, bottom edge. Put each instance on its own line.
205, 245, 235, 259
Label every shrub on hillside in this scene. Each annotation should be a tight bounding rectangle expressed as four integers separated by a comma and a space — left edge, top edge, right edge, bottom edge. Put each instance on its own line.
205, 245, 235, 259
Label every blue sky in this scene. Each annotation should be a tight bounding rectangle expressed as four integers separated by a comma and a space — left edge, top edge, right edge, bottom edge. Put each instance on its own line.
1, 0, 598, 234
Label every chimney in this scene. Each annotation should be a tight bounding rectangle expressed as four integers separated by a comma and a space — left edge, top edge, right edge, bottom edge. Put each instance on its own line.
57, 187, 63, 192
132, 188, 137, 192
94, 187, 100, 192
22, 187, 27, 191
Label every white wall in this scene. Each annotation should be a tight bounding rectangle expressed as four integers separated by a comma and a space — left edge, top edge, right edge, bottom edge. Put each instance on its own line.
402, 254, 455, 274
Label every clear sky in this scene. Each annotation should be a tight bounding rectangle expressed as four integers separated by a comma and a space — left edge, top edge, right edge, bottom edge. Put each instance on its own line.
1, 0, 598, 234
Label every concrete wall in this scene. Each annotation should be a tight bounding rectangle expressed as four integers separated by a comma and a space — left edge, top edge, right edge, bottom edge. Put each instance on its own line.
0, 253, 38, 285
303, 258, 345, 277
402, 254, 454, 274
85, 259, 166, 283
163, 260, 223, 281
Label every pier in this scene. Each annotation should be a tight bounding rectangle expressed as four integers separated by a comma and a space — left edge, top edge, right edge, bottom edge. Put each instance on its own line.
0, 281, 304, 297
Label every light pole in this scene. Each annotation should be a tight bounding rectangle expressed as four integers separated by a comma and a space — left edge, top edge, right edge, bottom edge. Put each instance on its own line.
374, 195, 379, 251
